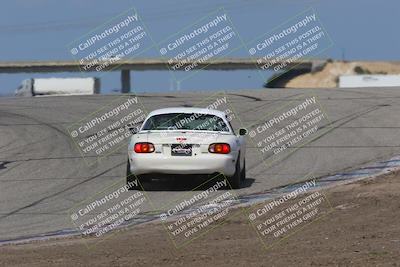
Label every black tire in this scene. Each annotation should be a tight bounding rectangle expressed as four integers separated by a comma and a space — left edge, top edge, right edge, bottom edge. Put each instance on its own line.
240, 159, 246, 181
126, 158, 132, 177
126, 158, 138, 190
228, 156, 241, 189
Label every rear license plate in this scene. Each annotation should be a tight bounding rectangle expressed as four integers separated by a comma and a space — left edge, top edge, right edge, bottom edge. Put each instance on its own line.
171, 144, 192, 156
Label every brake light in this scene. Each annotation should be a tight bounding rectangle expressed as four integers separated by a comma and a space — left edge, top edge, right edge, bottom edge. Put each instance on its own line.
134, 142, 155, 153
208, 143, 230, 154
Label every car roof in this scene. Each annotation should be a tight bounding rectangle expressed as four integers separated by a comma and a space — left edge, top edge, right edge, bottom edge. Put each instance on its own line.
147, 107, 227, 118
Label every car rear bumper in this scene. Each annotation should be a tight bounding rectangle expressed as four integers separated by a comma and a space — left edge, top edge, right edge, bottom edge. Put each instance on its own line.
129, 153, 237, 176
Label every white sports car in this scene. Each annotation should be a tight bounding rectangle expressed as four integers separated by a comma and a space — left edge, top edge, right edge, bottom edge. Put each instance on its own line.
127, 107, 247, 189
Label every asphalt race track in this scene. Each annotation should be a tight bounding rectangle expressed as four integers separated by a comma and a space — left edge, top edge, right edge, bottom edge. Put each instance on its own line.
1, 87, 400, 241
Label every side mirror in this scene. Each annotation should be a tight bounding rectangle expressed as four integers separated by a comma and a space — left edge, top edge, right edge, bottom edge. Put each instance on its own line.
128, 127, 138, 135
126, 121, 144, 135
128, 125, 140, 135
239, 128, 247, 136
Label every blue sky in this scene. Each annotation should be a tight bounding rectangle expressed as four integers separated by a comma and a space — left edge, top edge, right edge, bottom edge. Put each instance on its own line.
0, 0, 398, 95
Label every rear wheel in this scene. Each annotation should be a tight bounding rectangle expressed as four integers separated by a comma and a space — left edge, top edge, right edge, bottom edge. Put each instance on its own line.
126, 158, 139, 190
228, 156, 241, 189
240, 159, 246, 181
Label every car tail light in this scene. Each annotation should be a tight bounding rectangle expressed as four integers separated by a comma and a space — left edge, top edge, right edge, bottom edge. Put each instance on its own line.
208, 143, 230, 154
134, 142, 155, 153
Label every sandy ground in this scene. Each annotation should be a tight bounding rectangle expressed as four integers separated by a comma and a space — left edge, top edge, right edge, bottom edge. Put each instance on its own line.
1, 171, 400, 267
285, 61, 400, 88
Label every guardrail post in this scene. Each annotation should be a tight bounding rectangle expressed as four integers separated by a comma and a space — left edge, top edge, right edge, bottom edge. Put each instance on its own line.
121, 70, 130, 93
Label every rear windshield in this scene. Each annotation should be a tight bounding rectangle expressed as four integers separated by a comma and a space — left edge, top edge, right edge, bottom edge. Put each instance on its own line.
142, 113, 230, 132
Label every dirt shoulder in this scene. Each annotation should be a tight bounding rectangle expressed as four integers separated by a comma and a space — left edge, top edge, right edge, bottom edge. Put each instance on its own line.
285, 61, 400, 88
1, 171, 400, 267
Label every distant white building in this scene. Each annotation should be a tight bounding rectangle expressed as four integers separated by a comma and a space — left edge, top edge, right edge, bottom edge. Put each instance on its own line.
339, 75, 400, 88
